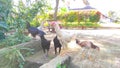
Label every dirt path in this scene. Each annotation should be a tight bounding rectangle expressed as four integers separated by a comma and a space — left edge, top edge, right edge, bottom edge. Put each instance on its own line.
27, 28, 120, 68
69, 34, 120, 68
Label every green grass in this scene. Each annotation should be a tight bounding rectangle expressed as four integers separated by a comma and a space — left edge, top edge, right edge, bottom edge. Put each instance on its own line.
62, 22, 100, 28
57, 63, 66, 68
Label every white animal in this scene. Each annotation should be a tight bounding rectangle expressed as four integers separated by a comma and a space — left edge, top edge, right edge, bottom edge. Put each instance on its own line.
51, 21, 77, 49
37, 22, 44, 31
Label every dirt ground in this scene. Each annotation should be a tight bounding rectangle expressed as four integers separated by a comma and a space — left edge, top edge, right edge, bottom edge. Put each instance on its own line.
46, 29, 120, 68
69, 35, 120, 68
27, 28, 120, 68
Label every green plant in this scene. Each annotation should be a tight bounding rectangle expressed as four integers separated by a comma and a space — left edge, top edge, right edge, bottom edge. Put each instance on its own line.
0, 21, 8, 41
59, 7, 68, 14
0, 35, 31, 47
57, 63, 66, 68
0, 0, 49, 67
0, 46, 33, 68
0, 31, 5, 41
0, 21, 8, 31
61, 21, 100, 28
48, 10, 100, 23
0, 0, 11, 40
0, 0, 12, 22
7, 0, 48, 42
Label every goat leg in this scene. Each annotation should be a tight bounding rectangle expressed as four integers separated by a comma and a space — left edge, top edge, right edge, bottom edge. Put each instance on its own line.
46, 50, 49, 57
43, 49, 46, 53
59, 47, 61, 54
55, 47, 57, 55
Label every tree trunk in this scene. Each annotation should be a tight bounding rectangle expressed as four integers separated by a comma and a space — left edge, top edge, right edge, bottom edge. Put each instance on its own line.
83, 0, 90, 5
54, 0, 59, 20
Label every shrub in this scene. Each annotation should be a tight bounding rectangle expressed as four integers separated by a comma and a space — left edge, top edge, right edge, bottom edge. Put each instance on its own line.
0, 31, 5, 41
48, 10, 101, 23
0, 21, 8, 40
0, 46, 33, 68
64, 12, 78, 22
57, 63, 66, 68
0, 35, 31, 48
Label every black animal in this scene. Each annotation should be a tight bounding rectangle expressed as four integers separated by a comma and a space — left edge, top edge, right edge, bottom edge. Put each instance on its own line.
53, 36, 62, 55
40, 35, 51, 56
26, 22, 46, 38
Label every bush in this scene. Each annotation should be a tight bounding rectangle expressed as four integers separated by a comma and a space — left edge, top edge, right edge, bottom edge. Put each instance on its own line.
64, 12, 78, 22
0, 21, 8, 40
0, 31, 5, 41
0, 35, 31, 48
57, 63, 66, 68
48, 10, 101, 23
0, 46, 33, 68
62, 22, 100, 28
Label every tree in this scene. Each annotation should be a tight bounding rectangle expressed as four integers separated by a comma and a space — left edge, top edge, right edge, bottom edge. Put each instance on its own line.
0, 0, 48, 67
0, 0, 12, 22
54, 0, 60, 20
9, 0, 48, 41
0, 0, 12, 40
83, 0, 90, 5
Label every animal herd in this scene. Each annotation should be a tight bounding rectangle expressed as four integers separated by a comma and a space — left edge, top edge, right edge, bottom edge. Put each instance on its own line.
40, 35, 62, 56
27, 21, 100, 57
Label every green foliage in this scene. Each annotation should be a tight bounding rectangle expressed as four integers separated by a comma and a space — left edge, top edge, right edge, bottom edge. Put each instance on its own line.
57, 63, 66, 68
0, 46, 33, 68
48, 10, 100, 28
31, 19, 40, 27
0, 21, 8, 31
0, 0, 49, 46
61, 22, 100, 28
59, 7, 68, 14
8, 0, 48, 40
31, 13, 50, 27
0, 35, 31, 47
0, 21, 8, 41
64, 12, 78, 22
24, 0, 47, 22
0, 0, 12, 40
0, 0, 49, 68
79, 22, 100, 28
48, 10, 101, 23
0, 31, 5, 41
0, 0, 13, 22
89, 12, 101, 22
62, 22, 77, 27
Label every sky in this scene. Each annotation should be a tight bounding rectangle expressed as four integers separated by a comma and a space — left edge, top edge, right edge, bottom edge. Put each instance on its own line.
68, 0, 120, 14
13, 0, 120, 15
89, 0, 120, 13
